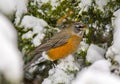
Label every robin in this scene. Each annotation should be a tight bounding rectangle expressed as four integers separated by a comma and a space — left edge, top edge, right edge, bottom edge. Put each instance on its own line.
24, 21, 86, 70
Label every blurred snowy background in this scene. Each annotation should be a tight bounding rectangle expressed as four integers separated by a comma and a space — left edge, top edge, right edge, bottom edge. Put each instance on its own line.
0, 0, 120, 84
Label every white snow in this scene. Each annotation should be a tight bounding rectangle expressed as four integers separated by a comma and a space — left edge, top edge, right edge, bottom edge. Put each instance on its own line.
0, 0, 28, 21
95, 0, 109, 11
88, 59, 111, 73
72, 60, 120, 84
106, 9, 120, 63
43, 69, 74, 84
86, 44, 105, 63
42, 55, 79, 84
0, 14, 23, 84
15, 0, 28, 25
112, 9, 120, 53
0, 14, 17, 46
79, 0, 109, 13
57, 55, 79, 71
20, 15, 48, 46
114, 55, 120, 65
22, 31, 33, 39
78, 41, 89, 52
79, 0, 92, 12
40, 0, 49, 3
0, 0, 16, 19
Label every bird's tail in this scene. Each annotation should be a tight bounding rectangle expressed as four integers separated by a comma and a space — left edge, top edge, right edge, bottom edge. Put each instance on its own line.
24, 54, 47, 71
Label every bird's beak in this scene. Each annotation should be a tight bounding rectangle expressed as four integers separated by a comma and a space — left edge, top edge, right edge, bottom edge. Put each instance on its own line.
78, 26, 87, 36
80, 27, 87, 31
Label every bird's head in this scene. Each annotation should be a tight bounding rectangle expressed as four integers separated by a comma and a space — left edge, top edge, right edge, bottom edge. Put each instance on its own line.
71, 22, 87, 36
57, 21, 87, 36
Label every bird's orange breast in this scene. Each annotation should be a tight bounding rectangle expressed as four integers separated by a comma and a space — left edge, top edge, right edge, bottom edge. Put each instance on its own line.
47, 35, 81, 61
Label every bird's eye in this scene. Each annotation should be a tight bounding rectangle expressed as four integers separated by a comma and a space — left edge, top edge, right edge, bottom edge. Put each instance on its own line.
75, 24, 84, 28
72, 22, 85, 32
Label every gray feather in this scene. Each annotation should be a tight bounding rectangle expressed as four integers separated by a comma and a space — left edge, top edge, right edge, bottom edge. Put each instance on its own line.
28, 29, 71, 59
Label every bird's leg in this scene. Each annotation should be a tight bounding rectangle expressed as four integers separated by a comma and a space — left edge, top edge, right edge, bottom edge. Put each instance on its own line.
51, 60, 57, 68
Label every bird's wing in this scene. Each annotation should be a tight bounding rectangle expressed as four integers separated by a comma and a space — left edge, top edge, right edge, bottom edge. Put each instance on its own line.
30, 29, 71, 56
